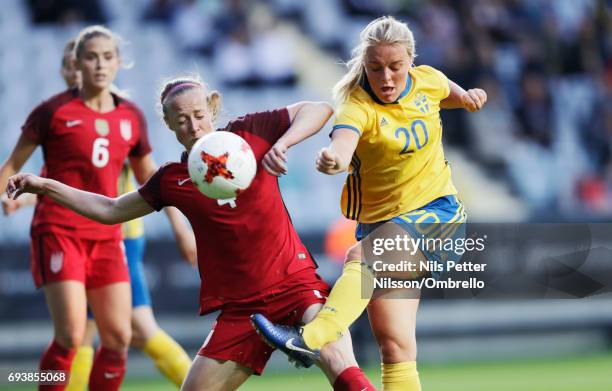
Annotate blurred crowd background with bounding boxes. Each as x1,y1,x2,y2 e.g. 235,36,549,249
1,0,611,382
0,0,610,239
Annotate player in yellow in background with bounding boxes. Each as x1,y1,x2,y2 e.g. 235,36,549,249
253,16,487,391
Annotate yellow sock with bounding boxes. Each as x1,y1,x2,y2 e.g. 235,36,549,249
143,329,192,388
302,260,374,349
65,346,94,391
381,361,421,391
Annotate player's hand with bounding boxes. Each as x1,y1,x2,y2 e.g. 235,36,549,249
461,88,487,112
316,147,341,175
6,173,47,200
263,142,288,177
2,192,36,215
1,193,20,216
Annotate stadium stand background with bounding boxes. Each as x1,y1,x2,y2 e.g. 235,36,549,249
1,0,611,380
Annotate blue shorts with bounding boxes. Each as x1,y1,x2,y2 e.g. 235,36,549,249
125,236,151,308
356,195,466,279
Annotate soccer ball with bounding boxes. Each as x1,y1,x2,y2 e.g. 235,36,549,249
187,131,257,199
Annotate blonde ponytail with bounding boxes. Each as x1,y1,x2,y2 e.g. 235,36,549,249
332,49,367,105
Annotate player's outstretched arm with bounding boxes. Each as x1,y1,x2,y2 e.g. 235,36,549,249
441,80,487,112
6,173,154,224
283,101,334,147
316,128,359,175
263,101,334,176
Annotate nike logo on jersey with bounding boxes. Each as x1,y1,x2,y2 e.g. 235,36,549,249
66,120,82,127
177,178,192,186
380,117,389,127
217,198,237,208
285,338,317,357
104,372,120,379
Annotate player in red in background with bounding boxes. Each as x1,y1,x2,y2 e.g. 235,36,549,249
0,26,194,391
6,76,376,391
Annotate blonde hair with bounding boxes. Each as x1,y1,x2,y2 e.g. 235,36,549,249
333,16,416,103
72,26,131,97
159,76,222,121
73,25,123,59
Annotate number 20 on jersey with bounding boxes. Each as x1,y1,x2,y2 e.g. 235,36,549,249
394,119,429,155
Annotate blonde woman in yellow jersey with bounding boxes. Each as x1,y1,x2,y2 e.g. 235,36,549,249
253,16,487,390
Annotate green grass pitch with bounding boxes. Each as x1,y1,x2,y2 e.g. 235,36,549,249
3,354,612,390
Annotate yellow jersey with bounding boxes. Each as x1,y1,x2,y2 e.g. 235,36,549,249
333,65,457,223
118,164,144,239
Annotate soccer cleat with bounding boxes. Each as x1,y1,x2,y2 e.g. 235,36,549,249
250,314,319,368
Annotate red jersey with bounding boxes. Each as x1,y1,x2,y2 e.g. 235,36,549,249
22,89,151,239
138,108,318,314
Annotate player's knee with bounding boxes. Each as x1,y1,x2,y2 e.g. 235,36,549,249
130,307,159,349
130,327,147,350
100,325,132,351
378,335,416,363
344,243,362,263
320,338,357,374
54,329,83,350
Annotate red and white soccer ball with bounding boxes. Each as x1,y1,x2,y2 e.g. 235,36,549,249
187,131,257,200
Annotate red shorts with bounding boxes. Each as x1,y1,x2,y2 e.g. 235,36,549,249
30,233,129,289
198,269,330,375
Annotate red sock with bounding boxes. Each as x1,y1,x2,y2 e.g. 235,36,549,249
333,366,377,391
88,347,127,391
38,340,75,391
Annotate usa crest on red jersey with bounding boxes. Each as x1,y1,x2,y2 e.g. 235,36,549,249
120,119,132,141
95,119,110,137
